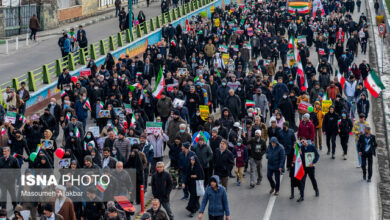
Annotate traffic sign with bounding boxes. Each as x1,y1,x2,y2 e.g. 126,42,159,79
379,23,386,36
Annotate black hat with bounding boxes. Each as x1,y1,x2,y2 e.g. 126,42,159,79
183,142,190,149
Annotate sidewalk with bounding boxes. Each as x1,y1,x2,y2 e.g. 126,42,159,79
0,0,163,82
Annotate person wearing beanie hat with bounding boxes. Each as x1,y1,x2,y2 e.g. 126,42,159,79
113,130,131,160
297,112,315,145
213,139,234,190
266,137,285,195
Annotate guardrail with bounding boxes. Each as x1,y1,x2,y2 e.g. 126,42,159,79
0,0,211,103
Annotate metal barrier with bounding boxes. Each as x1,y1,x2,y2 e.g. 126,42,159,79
1,0,213,105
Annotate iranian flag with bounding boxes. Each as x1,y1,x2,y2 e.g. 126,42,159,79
128,83,142,92
113,127,119,136
130,113,136,127
322,93,329,100
245,100,255,107
337,70,346,89
152,67,165,99
170,39,176,47
65,112,71,121
97,178,109,192
74,127,80,138
364,69,386,98
12,153,19,158
292,37,307,92
294,143,305,180
194,75,199,82
84,141,88,151
98,101,104,109
85,99,91,111
19,115,26,123
1,127,6,136
288,4,310,14
138,90,144,105
288,35,294,49
215,70,221,78
61,90,66,97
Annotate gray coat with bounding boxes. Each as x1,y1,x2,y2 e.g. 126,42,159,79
253,93,269,117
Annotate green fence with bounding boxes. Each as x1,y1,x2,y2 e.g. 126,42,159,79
0,0,212,103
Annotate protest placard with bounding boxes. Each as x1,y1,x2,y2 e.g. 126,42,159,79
146,122,163,134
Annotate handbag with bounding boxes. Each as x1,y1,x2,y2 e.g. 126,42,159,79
196,180,205,196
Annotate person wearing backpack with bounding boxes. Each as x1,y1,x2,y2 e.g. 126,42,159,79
312,101,324,151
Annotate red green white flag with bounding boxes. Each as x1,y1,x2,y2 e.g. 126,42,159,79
97,178,109,192
245,100,255,107
74,127,80,138
85,99,91,111
152,67,165,99
364,69,385,98
294,143,305,180
337,70,346,89
288,35,294,49
130,113,136,127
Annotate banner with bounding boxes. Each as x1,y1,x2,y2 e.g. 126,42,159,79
167,83,179,92
79,68,91,77
321,100,333,114
4,111,16,124
199,105,209,121
222,53,230,65
287,53,295,66
219,45,228,53
173,98,185,107
298,101,312,112
124,104,132,114
146,122,163,134
214,18,220,27
297,36,306,45
59,159,71,169
88,126,100,137
247,27,253,36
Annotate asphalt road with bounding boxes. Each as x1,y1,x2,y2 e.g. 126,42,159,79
161,1,380,219
0,2,163,84
4,0,381,219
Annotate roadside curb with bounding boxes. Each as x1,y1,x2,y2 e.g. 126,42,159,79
0,2,148,43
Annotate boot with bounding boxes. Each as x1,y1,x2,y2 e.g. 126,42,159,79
289,187,294,199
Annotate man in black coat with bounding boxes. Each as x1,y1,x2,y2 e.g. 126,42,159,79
278,93,295,129
213,139,234,190
358,127,377,182
0,147,19,209
151,161,174,220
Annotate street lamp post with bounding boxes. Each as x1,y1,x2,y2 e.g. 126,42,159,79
128,0,133,31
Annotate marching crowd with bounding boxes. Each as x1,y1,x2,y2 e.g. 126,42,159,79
0,0,380,219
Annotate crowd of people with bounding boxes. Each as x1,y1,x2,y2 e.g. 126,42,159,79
0,0,381,219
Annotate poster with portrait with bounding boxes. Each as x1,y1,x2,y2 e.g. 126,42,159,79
99,110,110,118
114,107,123,115
305,152,315,167
128,137,140,145
59,158,71,169
40,139,54,150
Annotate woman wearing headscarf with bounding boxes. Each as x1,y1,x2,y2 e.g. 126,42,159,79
104,53,115,73
65,135,83,165
124,144,145,204
185,155,204,217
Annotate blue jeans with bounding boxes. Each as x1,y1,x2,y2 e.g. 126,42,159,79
356,143,362,166
347,96,355,119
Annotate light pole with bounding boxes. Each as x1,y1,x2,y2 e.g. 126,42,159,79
128,0,133,30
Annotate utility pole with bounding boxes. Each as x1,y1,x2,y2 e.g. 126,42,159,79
128,0,133,31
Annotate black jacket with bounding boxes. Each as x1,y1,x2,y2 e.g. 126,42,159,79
151,170,173,202
323,112,339,135
357,134,377,156
247,137,267,160
213,149,234,177
83,196,105,220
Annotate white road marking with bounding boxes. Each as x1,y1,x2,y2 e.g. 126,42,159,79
262,175,283,220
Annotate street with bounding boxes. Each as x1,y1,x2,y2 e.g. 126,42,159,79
0,1,162,83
